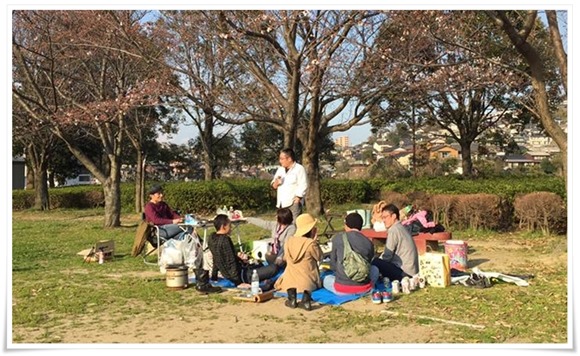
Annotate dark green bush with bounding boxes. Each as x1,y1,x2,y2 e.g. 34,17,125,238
320,179,370,205
159,179,274,216
12,176,566,235
12,190,34,210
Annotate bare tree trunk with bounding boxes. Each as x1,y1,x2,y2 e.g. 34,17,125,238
546,10,567,95
411,106,417,178
302,141,324,218
139,155,146,213
134,151,145,213
103,159,121,228
203,151,214,181
460,141,474,178
26,144,49,210
32,164,49,210
25,164,34,190
283,131,296,151
48,171,56,188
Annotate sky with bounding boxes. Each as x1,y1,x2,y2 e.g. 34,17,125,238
4,0,578,354
161,116,373,147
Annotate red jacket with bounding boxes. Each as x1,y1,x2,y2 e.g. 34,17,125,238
144,201,180,225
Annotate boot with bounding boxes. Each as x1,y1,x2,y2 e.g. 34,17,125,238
195,269,222,294
300,290,312,311
284,288,297,309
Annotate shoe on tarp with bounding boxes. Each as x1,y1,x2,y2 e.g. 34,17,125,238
463,273,491,288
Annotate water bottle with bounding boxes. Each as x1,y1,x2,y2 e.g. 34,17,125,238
401,276,411,294
251,269,260,295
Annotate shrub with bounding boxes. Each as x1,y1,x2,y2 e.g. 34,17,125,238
12,190,34,210
161,179,274,216
513,192,567,235
405,191,431,211
320,179,369,205
453,194,502,230
378,191,409,210
426,194,456,229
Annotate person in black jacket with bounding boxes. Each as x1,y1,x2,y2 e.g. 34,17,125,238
208,214,279,288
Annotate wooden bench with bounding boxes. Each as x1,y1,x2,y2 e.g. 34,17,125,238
360,228,452,255
413,232,452,254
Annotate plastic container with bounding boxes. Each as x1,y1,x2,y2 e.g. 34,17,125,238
165,265,188,289
445,240,468,271
250,269,260,295
391,280,400,294
401,277,411,294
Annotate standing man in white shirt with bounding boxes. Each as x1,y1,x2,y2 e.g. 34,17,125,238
271,148,308,221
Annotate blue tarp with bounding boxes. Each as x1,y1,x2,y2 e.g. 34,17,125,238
191,269,376,306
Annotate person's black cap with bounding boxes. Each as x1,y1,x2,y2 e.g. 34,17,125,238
345,212,363,230
148,184,163,195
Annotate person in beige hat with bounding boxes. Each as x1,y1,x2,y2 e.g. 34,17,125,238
274,213,322,311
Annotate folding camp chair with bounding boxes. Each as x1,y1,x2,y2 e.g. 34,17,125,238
130,213,165,266
142,224,163,266
140,217,199,267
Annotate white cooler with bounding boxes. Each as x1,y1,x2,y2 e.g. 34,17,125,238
251,238,272,260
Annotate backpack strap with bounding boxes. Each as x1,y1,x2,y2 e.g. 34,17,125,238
341,232,352,256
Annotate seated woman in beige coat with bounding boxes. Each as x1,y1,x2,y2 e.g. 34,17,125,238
274,213,323,311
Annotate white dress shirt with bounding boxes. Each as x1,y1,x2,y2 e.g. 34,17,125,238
271,162,308,208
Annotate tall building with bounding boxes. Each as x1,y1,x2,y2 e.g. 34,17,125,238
334,135,350,148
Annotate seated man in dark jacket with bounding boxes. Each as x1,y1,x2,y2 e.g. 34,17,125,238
323,212,379,295
208,214,279,288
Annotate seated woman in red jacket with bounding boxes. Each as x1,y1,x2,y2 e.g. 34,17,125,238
144,184,191,242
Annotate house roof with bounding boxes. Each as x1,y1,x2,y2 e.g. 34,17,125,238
504,154,535,163
430,144,457,152
527,150,551,157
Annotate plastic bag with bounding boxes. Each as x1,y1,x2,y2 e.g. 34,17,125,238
159,239,184,269
181,233,203,269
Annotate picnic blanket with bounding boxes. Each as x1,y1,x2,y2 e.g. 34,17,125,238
189,269,284,289
273,270,374,306
191,269,374,305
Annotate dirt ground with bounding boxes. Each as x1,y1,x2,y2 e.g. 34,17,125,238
12,236,567,348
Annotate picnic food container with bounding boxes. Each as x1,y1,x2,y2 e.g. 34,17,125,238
444,240,468,271
165,265,189,289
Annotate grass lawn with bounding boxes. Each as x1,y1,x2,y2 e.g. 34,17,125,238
10,207,569,345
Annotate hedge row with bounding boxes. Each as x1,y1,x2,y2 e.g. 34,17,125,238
12,180,275,215
13,176,566,215
377,190,567,235
370,176,566,201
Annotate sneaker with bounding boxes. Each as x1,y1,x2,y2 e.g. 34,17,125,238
371,290,382,304
463,274,491,288
381,289,393,303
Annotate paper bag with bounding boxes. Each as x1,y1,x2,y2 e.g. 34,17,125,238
419,252,451,288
